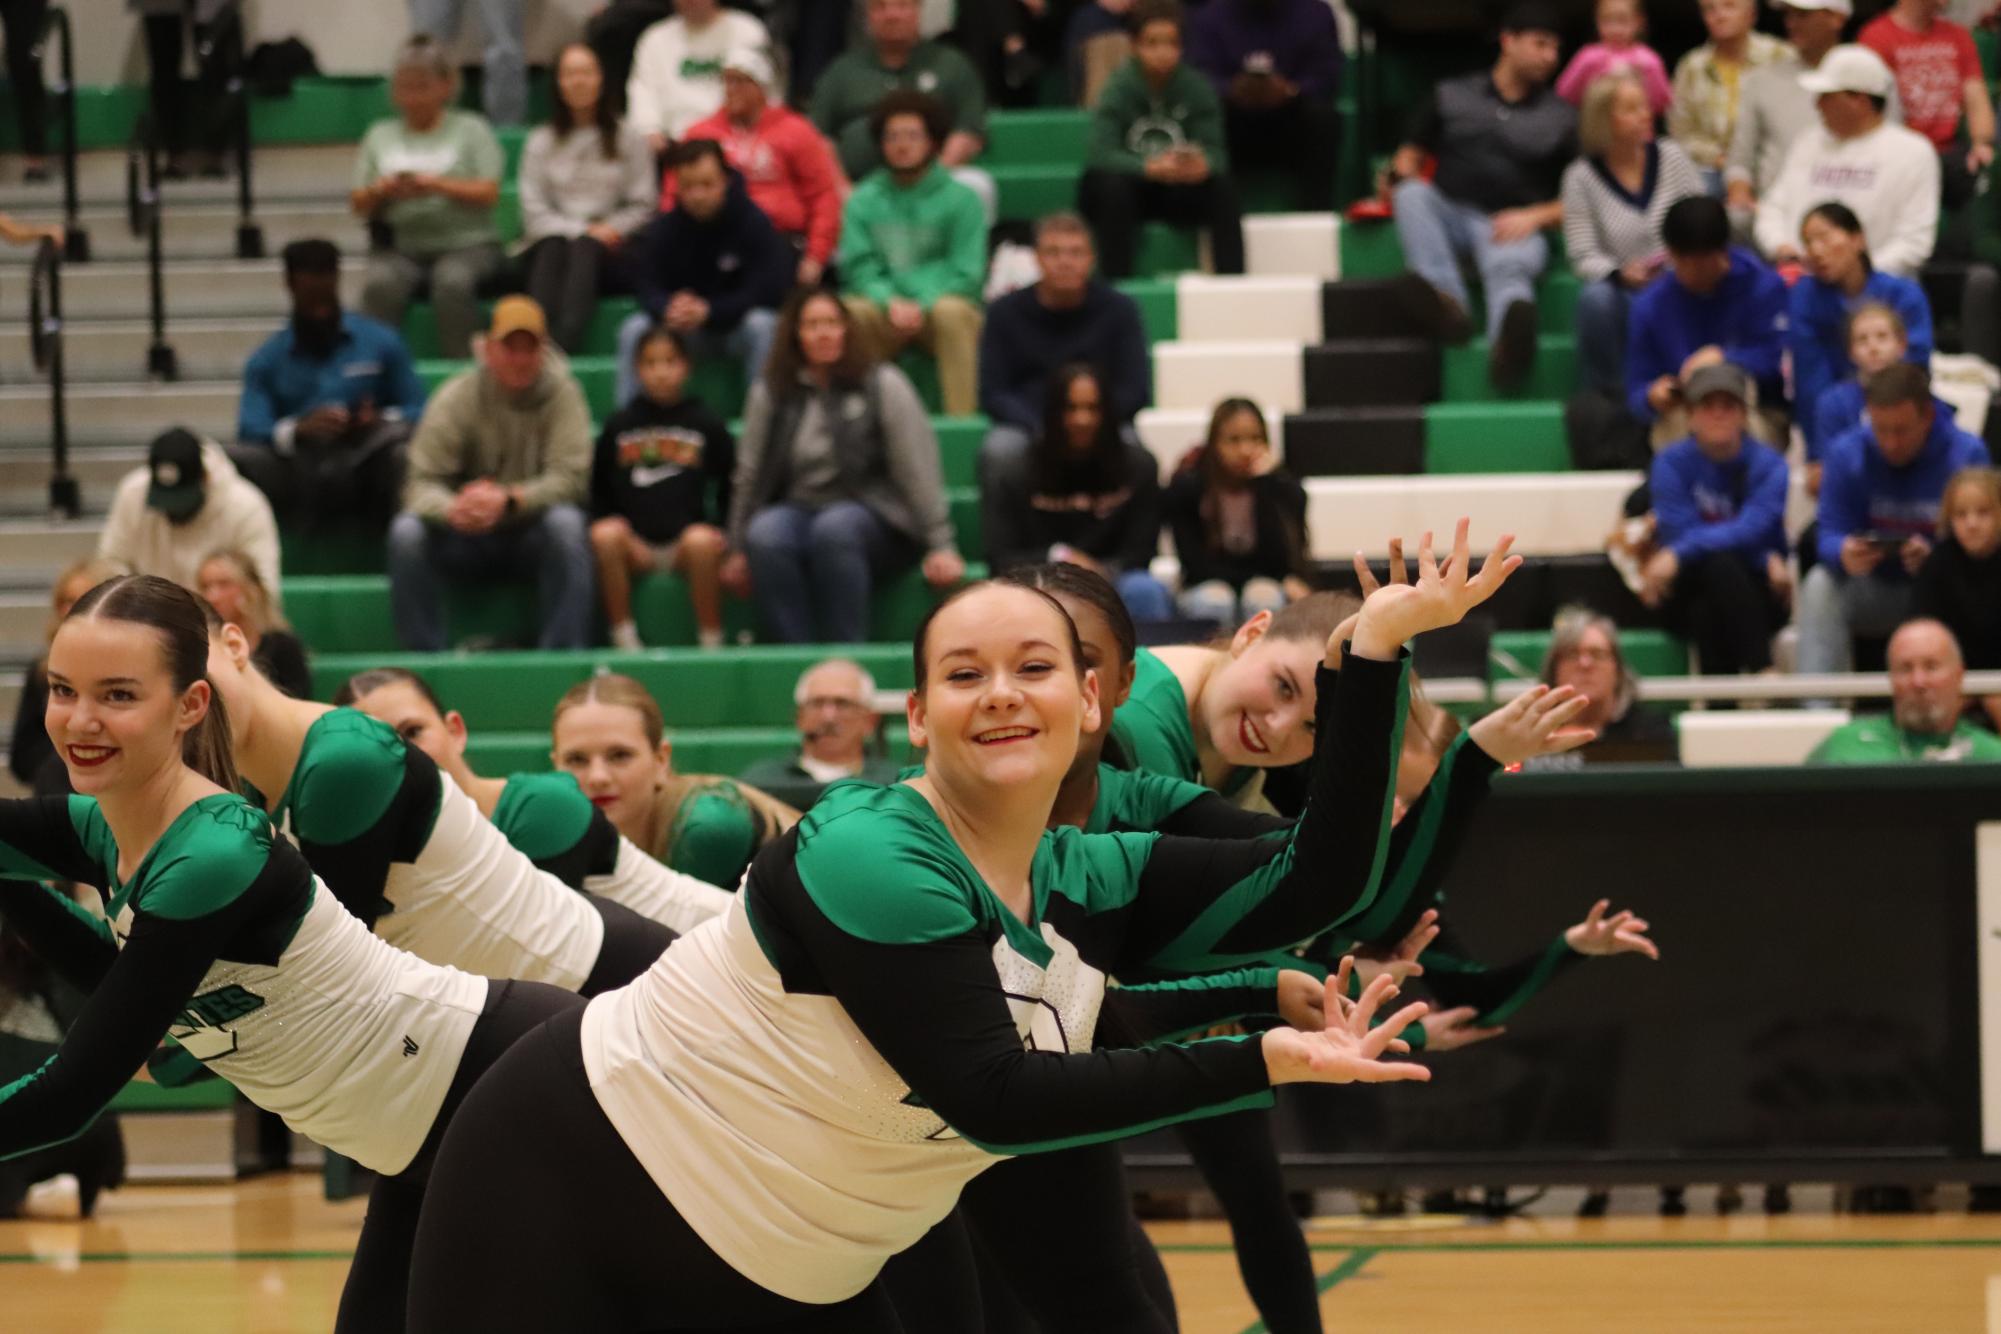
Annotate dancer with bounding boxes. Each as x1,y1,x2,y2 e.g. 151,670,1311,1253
406,521,1512,1332
203,616,687,995
0,575,582,1334
335,666,732,931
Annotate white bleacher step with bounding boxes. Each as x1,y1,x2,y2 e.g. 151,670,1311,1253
1301,472,1643,560
0,203,366,266
1133,405,1286,481
0,382,238,446
1152,340,1304,413
1244,213,1340,282
0,445,141,515
0,319,275,384
1172,275,1323,344
1676,710,1851,767
0,587,57,654
0,145,360,213
0,518,104,578
38,259,364,322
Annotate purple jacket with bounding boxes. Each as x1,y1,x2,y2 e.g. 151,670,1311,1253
1185,0,1344,102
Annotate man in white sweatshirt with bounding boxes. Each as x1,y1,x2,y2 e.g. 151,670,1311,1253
98,428,282,599
626,0,771,151
1754,44,1940,277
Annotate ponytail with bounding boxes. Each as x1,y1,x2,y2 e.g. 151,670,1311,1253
183,682,241,794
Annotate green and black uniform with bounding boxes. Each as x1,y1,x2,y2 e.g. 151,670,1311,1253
273,709,681,995
405,652,1411,1331
642,772,796,891
0,791,582,1333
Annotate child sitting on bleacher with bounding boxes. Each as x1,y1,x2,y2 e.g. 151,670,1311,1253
1162,398,1311,627
1555,0,1672,115
1811,303,1914,494
590,326,735,652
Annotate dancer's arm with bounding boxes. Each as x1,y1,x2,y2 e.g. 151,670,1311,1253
288,740,442,928
1097,967,1284,1045
584,833,735,934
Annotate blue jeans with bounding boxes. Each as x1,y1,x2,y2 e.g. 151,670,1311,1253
1178,576,1289,626
742,500,918,643
406,0,525,126
1573,277,1632,397
1796,563,1917,675
616,309,779,411
1115,569,1175,623
387,504,595,651
1391,177,1547,340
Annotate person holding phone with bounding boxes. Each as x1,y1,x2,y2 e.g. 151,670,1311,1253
1185,0,1344,212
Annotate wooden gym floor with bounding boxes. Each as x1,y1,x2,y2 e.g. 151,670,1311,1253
9,1175,2001,1332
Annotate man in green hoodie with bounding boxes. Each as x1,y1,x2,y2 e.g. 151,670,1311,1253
837,89,988,417
389,296,596,650
1078,0,1245,280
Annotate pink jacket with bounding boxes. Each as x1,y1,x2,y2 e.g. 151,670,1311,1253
664,105,846,264
1556,42,1674,114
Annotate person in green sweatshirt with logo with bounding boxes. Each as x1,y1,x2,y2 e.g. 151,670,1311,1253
836,89,989,416
1810,617,2001,763
1079,0,1245,280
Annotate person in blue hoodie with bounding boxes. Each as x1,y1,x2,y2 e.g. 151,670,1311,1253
613,138,794,408
1800,361,1993,674
1626,195,1790,447
1639,364,1791,675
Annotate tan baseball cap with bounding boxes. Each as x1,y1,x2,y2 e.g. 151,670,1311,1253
489,295,547,342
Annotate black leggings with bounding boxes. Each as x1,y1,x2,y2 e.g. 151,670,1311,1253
1177,1108,1322,1334
408,1005,907,1333
336,977,585,1334
0,0,48,158
580,892,676,996
521,234,626,354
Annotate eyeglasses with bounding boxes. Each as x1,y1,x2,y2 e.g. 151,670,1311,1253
802,696,868,713
1559,646,1616,665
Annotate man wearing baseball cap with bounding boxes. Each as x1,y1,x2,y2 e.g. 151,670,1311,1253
669,47,844,288
389,296,596,651
1640,362,1792,676
97,426,281,597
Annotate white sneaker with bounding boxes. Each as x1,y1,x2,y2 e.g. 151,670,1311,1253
23,1175,80,1219
697,628,725,650
610,621,644,651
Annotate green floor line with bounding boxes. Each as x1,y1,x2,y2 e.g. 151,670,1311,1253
1156,1235,2001,1256
1231,1247,1380,1334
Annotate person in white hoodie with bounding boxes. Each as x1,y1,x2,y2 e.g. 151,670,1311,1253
97,428,281,602
625,0,772,151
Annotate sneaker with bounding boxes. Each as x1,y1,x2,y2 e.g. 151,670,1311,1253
1764,1184,1792,1215
22,1175,80,1219
1659,1186,1687,1218
609,621,644,651
696,627,725,650
1577,1190,1609,1218
1388,272,1474,345
1488,299,1538,392
1716,1184,1743,1216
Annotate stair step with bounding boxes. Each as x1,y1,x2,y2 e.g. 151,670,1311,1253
0,319,275,384
0,145,360,213
0,382,238,446
1321,277,1439,341
0,204,364,266
1283,408,1426,476
1302,339,1440,409
36,259,364,321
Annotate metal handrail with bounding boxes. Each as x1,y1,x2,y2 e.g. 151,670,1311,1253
198,0,262,259
28,238,78,518
126,116,177,380
32,6,88,262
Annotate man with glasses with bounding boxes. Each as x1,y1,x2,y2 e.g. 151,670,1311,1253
737,658,901,810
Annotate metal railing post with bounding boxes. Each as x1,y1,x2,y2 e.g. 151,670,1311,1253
127,118,178,381
34,8,89,263
29,238,78,518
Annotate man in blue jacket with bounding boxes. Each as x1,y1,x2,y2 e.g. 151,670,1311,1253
1800,361,1992,674
233,238,429,528
1640,364,1791,675
614,139,794,408
1626,196,1790,447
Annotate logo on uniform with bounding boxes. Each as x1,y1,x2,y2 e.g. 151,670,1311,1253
402,1035,420,1057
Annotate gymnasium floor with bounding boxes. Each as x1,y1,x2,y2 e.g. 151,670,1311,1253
10,1178,2001,1333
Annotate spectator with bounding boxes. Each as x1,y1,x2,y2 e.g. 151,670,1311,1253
1754,45,1940,278
232,239,428,530
672,47,845,287
1812,302,1920,480
551,672,799,887
591,326,735,652
1626,196,1790,445
1916,466,2001,726
351,36,505,360
1799,362,1991,674
1164,398,1311,626
99,428,279,596
389,297,595,651
1860,0,1996,208
133,0,235,179
1522,606,1675,769
404,0,525,126
811,0,996,218
949,0,1078,108
585,0,674,114
196,549,312,701
518,43,656,355
981,362,1173,621
1639,364,1792,675
737,658,904,810
1079,0,1245,281
625,0,772,150
1792,201,1936,459
1808,618,2001,760
1066,0,1136,106
2,1,50,182
1387,2,1574,390
977,213,1152,490
723,288,964,643
617,138,793,409
9,558,123,794
837,91,988,417
1561,69,1706,397
1725,0,1870,225
1184,0,1345,212
1668,0,1795,193
1556,0,1673,115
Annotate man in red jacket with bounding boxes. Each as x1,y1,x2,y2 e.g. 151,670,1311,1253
665,48,845,287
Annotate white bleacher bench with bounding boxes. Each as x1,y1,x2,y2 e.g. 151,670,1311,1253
1302,472,1643,560
1173,275,1324,344
1243,214,1342,281
1675,710,1852,767
1152,340,1306,413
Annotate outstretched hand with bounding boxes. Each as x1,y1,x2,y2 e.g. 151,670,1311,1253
1565,899,1660,960
1276,969,1328,1032
1338,520,1521,666
1468,685,1598,766
1261,972,1432,1087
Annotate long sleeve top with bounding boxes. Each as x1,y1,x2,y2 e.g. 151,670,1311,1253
1556,42,1673,112
1667,32,1795,170
625,177,796,332
623,10,772,141
673,104,846,264
981,441,1163,575
1649,436,1790,565
1163,468,1309,590
1916,536,2001,671
1623,247,1790,422
1558,141,1706,284
1789,270,1936,456
517,121,657,244
236,313,427,451
836,164,988,310
1086,60,1230,176
98,442,281,599
401,359,593,521
1183,0,1344,102
977,282,1152,430
1754,121,1941,278
1816,404,1992,567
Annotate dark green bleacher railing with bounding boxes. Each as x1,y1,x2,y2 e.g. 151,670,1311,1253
33,6,88,262
28,235,79,518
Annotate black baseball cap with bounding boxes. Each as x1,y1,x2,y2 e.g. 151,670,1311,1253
1500,1,1563,36
146,428,205,521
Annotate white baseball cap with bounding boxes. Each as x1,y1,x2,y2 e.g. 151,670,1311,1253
721,47,774,89
1775,0,1851,16
1799,44,1895,98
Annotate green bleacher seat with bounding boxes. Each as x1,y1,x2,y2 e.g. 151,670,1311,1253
1135,225,1201,279
993,165,1081,223
1440,336,1578,402
1489,629,1688,682
110,1079,237,1113
1119,278,1178,344
985,111,1091,167
1423,402,1571,473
